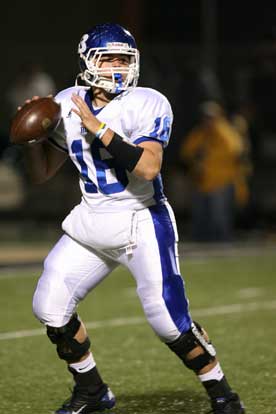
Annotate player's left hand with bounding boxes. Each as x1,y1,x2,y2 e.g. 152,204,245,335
71,93,100,134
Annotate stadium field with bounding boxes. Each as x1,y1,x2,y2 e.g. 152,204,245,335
0,246,275,414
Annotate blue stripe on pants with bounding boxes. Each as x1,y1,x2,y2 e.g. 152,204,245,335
149,204,192,334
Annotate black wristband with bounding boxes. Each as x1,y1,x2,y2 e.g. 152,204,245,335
106,133,144,172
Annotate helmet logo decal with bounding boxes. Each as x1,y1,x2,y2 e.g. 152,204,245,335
78,34,89,54
106,42,129,49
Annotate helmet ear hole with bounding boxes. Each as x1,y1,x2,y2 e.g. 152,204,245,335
76,23,140,93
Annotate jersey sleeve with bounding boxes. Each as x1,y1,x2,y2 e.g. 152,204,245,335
47,90,70,153
127,89,173,148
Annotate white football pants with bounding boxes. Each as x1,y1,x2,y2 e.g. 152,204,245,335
33,203,192,342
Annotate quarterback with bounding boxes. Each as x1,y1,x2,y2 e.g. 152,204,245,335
22,24,245,414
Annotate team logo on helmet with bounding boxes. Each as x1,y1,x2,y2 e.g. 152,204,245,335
78,34,89,54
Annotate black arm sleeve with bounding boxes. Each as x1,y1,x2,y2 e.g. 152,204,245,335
105,133,144,172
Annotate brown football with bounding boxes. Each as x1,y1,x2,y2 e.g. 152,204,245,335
10,97,61,144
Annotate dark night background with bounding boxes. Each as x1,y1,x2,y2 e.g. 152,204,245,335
1,0,276,240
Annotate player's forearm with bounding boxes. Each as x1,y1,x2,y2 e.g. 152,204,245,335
23,141,67,184
132,147,161,180
23,142,50,184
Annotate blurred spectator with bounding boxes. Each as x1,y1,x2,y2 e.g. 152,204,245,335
4,61,57,166
6,62,57,116
229,110,253,208
179,101,252,242
0,62,57,212
5,63,56,164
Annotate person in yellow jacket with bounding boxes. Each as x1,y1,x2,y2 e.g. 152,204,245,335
180,101,252,241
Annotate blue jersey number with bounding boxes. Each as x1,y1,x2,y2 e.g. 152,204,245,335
149,116,171,144
71,139,129,194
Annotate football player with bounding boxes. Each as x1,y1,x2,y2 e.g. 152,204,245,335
23,23,245,414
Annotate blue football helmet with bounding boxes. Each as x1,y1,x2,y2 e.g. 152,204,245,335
77,23,140,94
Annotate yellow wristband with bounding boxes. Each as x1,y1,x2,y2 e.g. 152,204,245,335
95,122,108,139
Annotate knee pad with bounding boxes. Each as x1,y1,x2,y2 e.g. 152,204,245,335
47,314,91,363
167,321,216,372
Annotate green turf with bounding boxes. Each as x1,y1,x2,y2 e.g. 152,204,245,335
0,252,276,414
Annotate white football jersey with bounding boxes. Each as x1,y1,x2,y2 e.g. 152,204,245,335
49,86,173,211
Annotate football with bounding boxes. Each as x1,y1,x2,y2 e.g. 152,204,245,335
9,97,61,144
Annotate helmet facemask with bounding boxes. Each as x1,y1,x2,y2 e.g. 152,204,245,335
79,45,139,94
